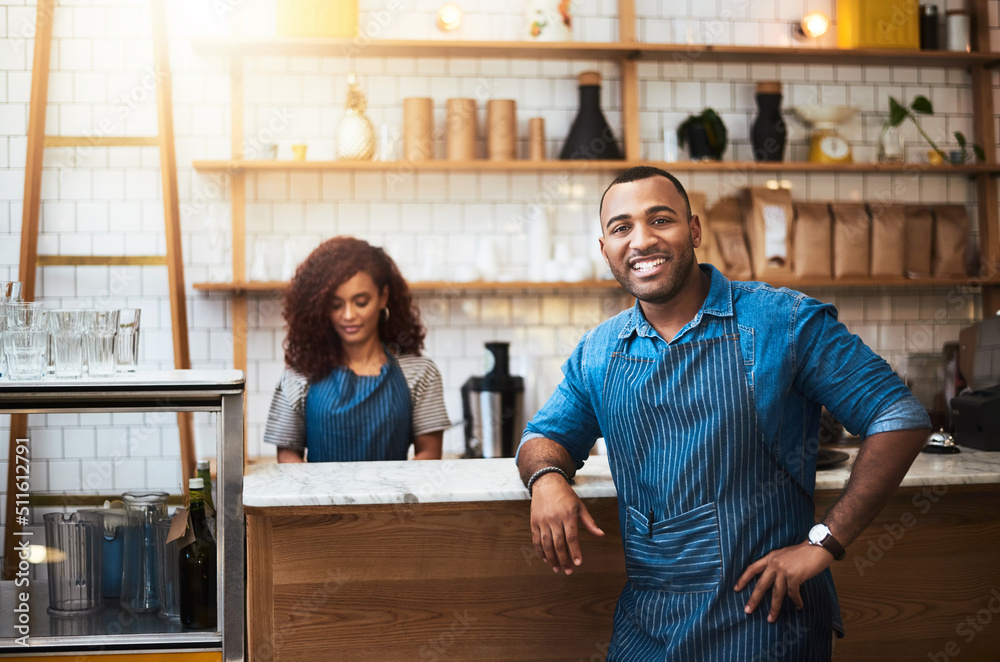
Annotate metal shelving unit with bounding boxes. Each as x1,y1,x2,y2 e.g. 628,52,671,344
0,371,245,661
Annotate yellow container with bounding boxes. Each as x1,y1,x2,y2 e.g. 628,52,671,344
837,0,920,50
277,0,358,38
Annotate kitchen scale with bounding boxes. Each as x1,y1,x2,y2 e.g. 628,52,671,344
793,105,857,164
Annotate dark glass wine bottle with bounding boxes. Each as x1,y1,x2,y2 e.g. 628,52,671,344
196,459,217,532
559,71,623,160
179,477,217,630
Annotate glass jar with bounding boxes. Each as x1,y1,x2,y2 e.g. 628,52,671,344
878,124,905,163
155,515,182,622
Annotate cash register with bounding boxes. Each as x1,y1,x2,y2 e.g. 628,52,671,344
951,384,1000,451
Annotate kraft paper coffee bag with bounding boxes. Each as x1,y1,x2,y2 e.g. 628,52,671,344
791,202,832,278
869,203,906,278
830,203,870,279
741,187,794,277
932,205,969,278
707,197,753,280
904,205,934,277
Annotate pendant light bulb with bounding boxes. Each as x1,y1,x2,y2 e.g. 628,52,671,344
437,4,463,32
799,11,830,39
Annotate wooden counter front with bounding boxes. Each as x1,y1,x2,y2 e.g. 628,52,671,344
818,484,1000,661
246,485,1000,661
246,498,625,662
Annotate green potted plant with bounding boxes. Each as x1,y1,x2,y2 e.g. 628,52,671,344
887,95,985,164
677,108,728,161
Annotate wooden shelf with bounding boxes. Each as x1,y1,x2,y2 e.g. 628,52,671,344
635,43,999,68
193,276,994,295
763,276,995,288
193,279,625,293
192,37,998,69
192,158,1000,175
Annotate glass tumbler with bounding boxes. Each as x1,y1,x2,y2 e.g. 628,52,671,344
50,310,86,378
155,515,181,622
114,308,141,373
0,281,22,376
6,301,48,329
44,511,105,617
0,281,23,300
4,328,49,380
120,491,169,613
84,309,119,377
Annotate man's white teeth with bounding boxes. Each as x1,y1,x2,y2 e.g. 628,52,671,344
633,258,665,272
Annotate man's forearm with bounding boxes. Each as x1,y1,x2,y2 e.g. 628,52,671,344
822,427,928,547
517,437,578,486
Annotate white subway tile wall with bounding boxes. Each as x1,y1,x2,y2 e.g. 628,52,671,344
0,0,996,552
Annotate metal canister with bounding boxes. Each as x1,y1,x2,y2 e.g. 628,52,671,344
461,342,524,458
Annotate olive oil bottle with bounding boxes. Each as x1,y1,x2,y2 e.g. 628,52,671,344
179,477,217,629
196,459,217,532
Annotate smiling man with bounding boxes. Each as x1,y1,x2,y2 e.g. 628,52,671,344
515,166,930,660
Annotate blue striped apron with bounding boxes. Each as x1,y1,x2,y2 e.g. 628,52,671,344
603,315,834,661
304,354,412,462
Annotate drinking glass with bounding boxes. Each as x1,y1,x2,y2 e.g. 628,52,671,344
0,283,21,376
4,328,48,380
155,515,181,622
115,308,141,373
84,309,119,377
0,312,5,378
50,310,86,378
120,491,169,613
6,301,48,329
0,281,22,301
44,511,105,617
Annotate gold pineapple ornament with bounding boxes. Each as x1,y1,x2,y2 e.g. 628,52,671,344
336,73,377,161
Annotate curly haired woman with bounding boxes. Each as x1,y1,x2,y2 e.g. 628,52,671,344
263,237,450,462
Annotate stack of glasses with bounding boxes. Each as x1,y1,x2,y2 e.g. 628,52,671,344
0,284,141,380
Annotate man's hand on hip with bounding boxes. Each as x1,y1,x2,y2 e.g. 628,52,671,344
531,473,605,575
734,542,833,622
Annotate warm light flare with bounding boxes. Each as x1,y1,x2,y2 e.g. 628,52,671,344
801,11,830,39
28,544,64,564
437,4,463,32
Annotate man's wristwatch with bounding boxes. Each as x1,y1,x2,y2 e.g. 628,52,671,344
807,523,846,561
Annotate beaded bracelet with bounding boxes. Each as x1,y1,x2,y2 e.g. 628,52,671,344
526,466,571,497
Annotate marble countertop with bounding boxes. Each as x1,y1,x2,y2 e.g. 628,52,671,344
244,446,1000,508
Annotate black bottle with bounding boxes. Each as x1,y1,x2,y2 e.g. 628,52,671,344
179,477,217,630
750,81,787,162
920,5,939,50
559,71,623,160
196,459,217,533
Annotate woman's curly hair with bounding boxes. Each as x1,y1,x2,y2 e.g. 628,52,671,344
282,236,426,382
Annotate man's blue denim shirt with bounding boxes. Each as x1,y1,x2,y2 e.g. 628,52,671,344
521,263,930,495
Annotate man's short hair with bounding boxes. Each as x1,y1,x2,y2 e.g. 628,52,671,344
599,166,692,220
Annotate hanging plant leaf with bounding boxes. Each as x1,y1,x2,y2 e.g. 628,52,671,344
955,131,967,149
911,95,933,115
973,144,986,162
888,97,908,127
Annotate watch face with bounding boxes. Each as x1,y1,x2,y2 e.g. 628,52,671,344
808,524,828,544
819,135,850,159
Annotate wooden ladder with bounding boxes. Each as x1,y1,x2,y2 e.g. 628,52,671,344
2,0,196,580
